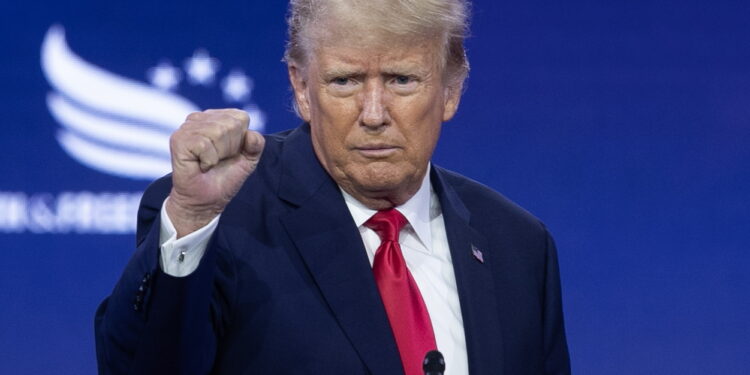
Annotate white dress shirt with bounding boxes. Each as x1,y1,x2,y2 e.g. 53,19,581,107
159,170,469,374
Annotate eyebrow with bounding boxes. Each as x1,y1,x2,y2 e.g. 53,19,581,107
381,61,432,76
382,67,428,76
321,65,429,80
320,67,365,80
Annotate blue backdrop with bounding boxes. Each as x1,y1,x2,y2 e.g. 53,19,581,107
1,0,748,373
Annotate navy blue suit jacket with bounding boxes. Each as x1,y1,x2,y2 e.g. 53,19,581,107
95,124,570,374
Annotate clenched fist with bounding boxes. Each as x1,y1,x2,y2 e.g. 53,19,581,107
166,109,265,237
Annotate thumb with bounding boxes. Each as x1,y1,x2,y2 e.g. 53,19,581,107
241,130,265,162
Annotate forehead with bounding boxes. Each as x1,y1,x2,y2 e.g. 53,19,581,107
320,43,438,68
309,37,443,75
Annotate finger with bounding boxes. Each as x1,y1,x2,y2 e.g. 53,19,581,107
221,115,248,157
241,130,265,161
211,113,249,160
184,117,241,164
173,110,250,171
191,134,220,172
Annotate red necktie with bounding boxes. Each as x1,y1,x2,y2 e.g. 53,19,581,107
365,209,437,375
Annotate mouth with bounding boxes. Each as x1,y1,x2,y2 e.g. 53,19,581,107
353,144,400,158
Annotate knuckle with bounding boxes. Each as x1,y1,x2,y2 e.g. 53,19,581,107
231,109,250,123
186,111,203,121
220,109,250,127
197,135,214,150
216,116,234,130
187,109,248,132
216,116,243,138
205,124,227,142
192,137,213,156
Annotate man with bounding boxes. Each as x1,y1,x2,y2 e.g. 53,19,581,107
95,0,570,374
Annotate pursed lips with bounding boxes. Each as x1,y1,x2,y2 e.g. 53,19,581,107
352,143,401,158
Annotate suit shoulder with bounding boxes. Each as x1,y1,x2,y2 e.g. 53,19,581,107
235,127,295,192
252,126,301,170
435,167,547,236
262,128,293,152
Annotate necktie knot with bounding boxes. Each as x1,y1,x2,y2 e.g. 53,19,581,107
365,208,407,242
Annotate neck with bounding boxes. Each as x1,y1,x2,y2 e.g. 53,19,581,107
338,166,429,210
340,183,421,210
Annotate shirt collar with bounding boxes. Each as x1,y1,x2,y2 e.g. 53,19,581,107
341,165,433,250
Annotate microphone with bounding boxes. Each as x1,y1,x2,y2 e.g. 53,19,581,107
423,350,445,375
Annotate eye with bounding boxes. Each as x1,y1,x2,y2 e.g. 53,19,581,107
394,75,413,85
326,76,359,97
389,74,419,95
331,77,351,86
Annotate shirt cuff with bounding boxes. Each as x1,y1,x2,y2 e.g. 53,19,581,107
159,197,221,277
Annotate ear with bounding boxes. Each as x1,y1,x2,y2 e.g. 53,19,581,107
442,83,462,122
288,64,312,122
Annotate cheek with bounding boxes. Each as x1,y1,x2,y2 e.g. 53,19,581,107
315,86,359,117
392,96,444,150
395,84,445,121
409,126,441,164
315,97,362,144
309,96,357,166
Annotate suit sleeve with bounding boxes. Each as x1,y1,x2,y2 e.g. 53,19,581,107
542,229,572,375
94,177,231,375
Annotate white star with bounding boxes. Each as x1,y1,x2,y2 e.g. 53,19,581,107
147,61,181,91
222,70,254,103
184,49,220,86
243,104,266,133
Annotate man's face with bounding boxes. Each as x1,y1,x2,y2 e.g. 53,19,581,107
289,39,461,208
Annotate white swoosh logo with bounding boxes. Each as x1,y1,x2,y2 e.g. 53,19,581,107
41,25,199,179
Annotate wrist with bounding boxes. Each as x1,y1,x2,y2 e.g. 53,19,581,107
165,192,223,238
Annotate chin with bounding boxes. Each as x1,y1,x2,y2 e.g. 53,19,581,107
347,163,418,195
356,179,401,194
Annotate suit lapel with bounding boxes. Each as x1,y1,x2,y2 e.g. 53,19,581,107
277,125,404,375
432,167,505,375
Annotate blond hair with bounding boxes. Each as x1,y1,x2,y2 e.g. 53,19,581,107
284,0,470,87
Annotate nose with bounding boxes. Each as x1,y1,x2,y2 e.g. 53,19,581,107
359,80,390,128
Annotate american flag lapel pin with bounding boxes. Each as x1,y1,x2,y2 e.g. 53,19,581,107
471,244,484,263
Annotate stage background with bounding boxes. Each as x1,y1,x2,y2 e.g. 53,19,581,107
1,0,748,373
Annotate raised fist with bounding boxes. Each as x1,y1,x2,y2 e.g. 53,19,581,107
165,108,265,237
